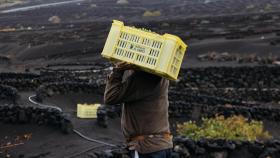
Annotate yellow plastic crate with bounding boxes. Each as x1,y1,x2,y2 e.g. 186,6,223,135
101,20,188,80
77,104,101,119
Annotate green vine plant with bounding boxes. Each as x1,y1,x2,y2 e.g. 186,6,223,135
177,115,272,141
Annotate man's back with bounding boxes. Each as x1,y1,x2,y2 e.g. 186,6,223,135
104,70,173,154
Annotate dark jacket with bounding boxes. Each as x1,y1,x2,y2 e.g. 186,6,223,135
104,69,173,154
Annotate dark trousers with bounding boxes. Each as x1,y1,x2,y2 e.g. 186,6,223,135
129,149,172,158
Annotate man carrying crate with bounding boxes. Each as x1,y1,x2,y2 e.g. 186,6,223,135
104,62,173,158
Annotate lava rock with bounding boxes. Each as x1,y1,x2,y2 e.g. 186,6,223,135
18,109,28,123
174,145,190,157
210,151,228,158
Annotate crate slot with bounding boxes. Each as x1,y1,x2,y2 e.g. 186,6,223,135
119,38,161,51
149,49,154,56
142,38,151,46
115,48,124,56
149,49,160,57
170,66,177,75
124,51,134,59
146,57,157,66
130,35,140,43
136,54,145,62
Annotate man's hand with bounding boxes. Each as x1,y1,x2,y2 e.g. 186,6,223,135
114,61,136,71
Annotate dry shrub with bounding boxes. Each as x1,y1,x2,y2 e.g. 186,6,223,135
0,133,32,157
143,10,161,17
48,16,61,24
116,0,129,5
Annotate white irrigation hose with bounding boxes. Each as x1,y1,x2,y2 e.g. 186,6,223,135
1,0,85,14
28,95,117,148
28,95,62,112
73,129,117,147
66,144,106,158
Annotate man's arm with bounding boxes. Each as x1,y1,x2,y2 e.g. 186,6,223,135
104,69,129,105
104,62,135,105
104,62,164,105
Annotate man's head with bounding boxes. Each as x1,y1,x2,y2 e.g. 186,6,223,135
114,61,162,83
114,61,136,71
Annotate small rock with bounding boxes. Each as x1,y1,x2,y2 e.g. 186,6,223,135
195,147,206,155
48,16,61,24
61,120,73,134
174,145,190,157
116,0,129,5
210,151,228,158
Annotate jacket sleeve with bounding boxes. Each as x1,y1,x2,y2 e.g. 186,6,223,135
104,69,164,105
103,69,133,105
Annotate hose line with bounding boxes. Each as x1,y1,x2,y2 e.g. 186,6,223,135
28,94,117,148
